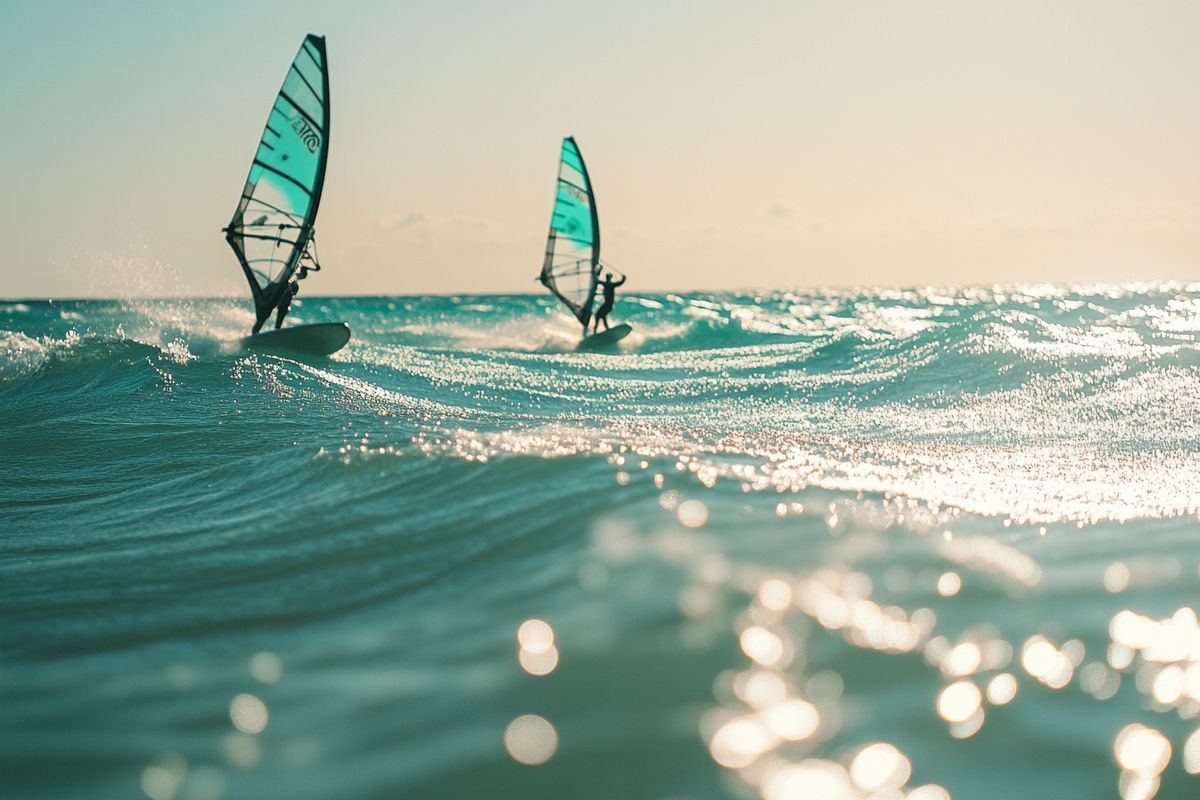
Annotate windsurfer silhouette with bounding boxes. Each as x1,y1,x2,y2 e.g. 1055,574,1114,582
273,280,300,330
592,272,625,334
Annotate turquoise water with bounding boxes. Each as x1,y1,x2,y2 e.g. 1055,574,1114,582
3,287,1200,799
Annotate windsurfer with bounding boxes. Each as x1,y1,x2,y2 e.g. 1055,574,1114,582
250,279,299,334
274,280,300,330
592,272,625,333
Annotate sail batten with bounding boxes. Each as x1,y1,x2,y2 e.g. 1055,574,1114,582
539,137,601,330
226,34,330,323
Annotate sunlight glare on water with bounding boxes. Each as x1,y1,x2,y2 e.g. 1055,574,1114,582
5,288,1200,798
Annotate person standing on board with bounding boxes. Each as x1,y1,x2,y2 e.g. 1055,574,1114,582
250,279,300,335
272,280,300,331
592,272,626,334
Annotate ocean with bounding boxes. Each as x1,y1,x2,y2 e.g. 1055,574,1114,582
2,286,1199,800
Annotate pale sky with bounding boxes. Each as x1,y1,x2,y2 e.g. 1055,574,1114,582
2,0,1198,298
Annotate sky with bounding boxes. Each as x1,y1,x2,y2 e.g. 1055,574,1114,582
2,0,1199,298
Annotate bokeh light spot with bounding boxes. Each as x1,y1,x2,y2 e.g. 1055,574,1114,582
229,693,268,735
849,742,911,792
249,652,283,684
936,572,962,597
986,673,1018,705
504,715,558,765
937,680,982,724
517,619,555,654
1113,724,1171,776
677,499,709,528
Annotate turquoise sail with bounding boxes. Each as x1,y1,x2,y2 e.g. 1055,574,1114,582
539,137,601,329
225,34,330,326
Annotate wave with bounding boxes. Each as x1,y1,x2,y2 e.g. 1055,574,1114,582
3,288,1199,529
5,285,1200,800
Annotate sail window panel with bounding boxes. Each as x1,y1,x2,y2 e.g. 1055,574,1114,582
246,164,309,223
238,173,310,287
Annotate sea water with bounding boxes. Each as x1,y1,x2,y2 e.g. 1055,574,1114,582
2,287,1199,799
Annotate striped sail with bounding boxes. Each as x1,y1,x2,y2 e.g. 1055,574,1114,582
539,137,600,329
225,34,330,325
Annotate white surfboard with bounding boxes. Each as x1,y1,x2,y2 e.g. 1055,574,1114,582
577,323,632,351
239,321,351,356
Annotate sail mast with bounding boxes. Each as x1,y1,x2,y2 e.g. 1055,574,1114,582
572,135,601,297
293,34,331,279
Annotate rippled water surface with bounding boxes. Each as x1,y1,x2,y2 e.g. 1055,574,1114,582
3,287,1200,799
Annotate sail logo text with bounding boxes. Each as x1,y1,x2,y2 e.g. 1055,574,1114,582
291,118,321,153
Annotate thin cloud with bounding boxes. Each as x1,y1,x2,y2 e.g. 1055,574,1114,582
765,203,828,233
766,202,797,220
376,210,428,231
